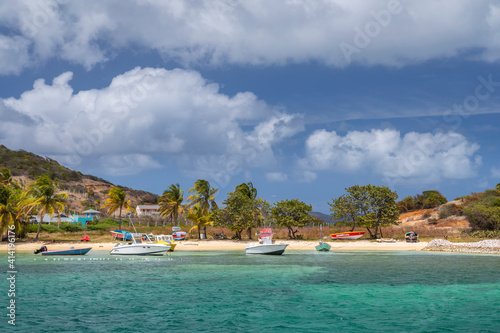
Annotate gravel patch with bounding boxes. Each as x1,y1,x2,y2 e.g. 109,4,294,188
423,239,500,254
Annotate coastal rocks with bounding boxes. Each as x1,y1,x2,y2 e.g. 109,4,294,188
423,239,500,254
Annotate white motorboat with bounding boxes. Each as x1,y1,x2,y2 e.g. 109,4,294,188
110,232,170,256
245,228,288,255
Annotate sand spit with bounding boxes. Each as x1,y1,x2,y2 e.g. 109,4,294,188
423,239,500,254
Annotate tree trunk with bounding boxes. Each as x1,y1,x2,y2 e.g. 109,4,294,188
198,224,201,239
118,206,123,230
247,227,252,240
288,227,293,239
35,209,45,241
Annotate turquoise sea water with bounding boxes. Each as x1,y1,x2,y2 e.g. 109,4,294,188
1,250,500,332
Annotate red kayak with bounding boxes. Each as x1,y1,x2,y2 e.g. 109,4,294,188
330,231,365,240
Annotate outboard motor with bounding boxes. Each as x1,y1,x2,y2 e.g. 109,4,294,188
33,245,47,254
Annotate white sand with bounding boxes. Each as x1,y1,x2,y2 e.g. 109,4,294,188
1,239,428,252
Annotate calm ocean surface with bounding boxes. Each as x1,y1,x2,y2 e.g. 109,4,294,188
1,250,500,332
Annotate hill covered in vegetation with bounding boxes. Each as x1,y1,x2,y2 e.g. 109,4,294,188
0,145,158,212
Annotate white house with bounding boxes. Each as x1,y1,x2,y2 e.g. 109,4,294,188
136,205,160,217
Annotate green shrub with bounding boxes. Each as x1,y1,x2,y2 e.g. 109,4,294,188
26,224,38,233
464,189,500,231
27,224,61,233
86,224,115,231
468,230,500,238
98,218,119,225
439,204,462,219
59,223,84,232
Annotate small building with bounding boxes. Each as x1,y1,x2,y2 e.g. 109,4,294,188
136,205,160,217
30,214,74,224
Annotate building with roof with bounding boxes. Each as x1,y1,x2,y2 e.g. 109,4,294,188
136,204,160,216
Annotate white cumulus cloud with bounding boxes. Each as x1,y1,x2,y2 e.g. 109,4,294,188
300,128,481,185
0,67,303,176
1,0,500,73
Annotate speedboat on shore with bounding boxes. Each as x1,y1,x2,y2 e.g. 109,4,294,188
330,231,365,240
34,246,92,256
110,233,170,256
152,234,177,251
245,228,288,255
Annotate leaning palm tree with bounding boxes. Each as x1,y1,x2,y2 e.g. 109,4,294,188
22,175,68,241
0,168,20,188
102,187,136,230
158,183,185,226
186,206,214,239
187,179,218,215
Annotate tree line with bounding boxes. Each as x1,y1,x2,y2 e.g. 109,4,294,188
2,165,499,240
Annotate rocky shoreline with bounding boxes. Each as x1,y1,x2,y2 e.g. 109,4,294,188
423,239,500,254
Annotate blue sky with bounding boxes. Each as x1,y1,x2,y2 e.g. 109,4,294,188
1,0,500,212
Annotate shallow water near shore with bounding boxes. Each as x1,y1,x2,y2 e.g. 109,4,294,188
1,250,500,332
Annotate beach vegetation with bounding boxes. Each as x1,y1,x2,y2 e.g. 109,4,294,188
102,187,136,231
159,183,185,226
0,184,25,237
234,182,261,239
464,189,500,231
271,199,312,239
59,222,84,232
214,190,271,240
413,190,447,209
186,205,214,239
187,179,218,215
86,223,117,231
329,184,399,239
21,175,68,241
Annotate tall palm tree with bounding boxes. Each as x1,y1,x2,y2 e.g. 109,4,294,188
102,187,136,230
187,179,218,215
159,183,185,226
186,206,214,239
23,175,68,241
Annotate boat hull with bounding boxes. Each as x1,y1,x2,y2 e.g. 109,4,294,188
172,231,186,241
245,244,288,255
41,247,92,256
111,230,132,240
110,243,170,256
315,243,331,251
330,232,365,240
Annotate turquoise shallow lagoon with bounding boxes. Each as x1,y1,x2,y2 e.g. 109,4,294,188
1,250,500,332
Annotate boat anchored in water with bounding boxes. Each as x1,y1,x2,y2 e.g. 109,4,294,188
245,228,288,255
152,234,177,251
34,245,92,256
110,232,170,256
316,225,331,251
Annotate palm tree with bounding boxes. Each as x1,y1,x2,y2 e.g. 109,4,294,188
159,183,185,226
0,185,23,237
102,187,136,230
23,175,68,241
0,168,20,188
186,206,214,239
187,179,218,215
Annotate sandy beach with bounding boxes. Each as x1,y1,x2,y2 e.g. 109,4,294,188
1,239,429,252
